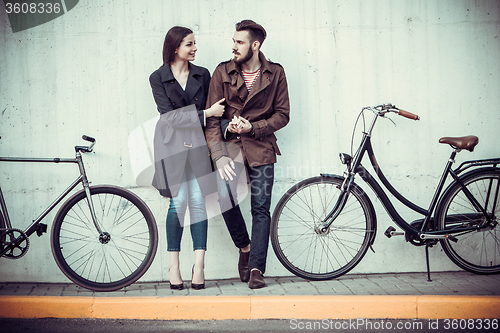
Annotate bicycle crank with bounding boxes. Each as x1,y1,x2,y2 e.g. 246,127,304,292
420,233,458,242
0,228,30,259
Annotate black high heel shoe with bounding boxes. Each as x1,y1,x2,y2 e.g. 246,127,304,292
191,265,205,290
170,282,184,290
169,267,184,290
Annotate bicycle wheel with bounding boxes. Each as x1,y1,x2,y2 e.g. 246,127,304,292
0,209,4,229
437,169,500,274
0,209,5,253
51,185,158,291
271,175,376,280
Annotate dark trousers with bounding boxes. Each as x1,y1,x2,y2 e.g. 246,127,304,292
217,163,274,274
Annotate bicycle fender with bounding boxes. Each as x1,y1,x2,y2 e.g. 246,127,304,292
320,173,344,180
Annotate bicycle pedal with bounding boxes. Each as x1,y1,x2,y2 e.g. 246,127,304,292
36,223,47,237
384,226,396,238
384,226,404,238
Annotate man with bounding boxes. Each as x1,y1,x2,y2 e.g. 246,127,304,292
205,20,290,289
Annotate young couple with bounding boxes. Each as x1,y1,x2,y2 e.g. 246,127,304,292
149,20,290,290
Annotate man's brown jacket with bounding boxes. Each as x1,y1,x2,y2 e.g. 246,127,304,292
205,52,290,166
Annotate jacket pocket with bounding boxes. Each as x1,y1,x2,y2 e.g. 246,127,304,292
271,136,281,156
163,125,174,144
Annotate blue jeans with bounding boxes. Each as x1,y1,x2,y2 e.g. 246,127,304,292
166,163,208,251
217,163,274,274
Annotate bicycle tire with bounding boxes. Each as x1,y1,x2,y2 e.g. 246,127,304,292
51,185,158,291
271,175,375,280
0,209,5,253
437,168,500,274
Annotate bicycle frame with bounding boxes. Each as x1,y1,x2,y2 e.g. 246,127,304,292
323,111,500,241
0,149,102,257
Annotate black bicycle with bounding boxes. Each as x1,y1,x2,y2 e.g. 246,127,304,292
271,104,500,281
0,135,158,291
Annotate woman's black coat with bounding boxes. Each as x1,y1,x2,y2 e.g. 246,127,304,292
149,63,216,198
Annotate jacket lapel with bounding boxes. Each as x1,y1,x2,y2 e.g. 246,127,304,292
243,52,272,108
159,64,191,106
185,63,203,103
225,61,248,111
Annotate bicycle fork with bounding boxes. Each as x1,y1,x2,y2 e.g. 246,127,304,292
320,174,355,233
76,152,108,241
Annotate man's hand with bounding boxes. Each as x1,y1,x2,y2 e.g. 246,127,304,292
228,116,252,134
215,156,236,181
227,116,241,133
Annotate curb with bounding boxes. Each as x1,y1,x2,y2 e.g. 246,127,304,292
1,295,499,320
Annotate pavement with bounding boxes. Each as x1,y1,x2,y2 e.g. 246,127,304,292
0,271,499,320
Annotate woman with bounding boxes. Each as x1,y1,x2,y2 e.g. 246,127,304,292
150,26,225,290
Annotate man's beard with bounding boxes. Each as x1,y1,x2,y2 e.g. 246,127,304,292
234,48,253,65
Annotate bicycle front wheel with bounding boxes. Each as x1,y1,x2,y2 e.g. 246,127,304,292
437,169,500,274
51,185,158,291
271,175,375,280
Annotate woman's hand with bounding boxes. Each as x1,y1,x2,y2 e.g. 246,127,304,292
205,98,225,117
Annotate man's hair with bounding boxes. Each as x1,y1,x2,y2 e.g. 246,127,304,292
235,20,266,47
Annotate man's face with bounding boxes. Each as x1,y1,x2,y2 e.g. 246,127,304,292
232,30,254,65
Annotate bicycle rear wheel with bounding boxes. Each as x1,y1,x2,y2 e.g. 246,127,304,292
437,169,500,274
51,185,158,291
0,209,5,253
271,175,375,280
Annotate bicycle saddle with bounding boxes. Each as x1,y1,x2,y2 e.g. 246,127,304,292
439,135,479,152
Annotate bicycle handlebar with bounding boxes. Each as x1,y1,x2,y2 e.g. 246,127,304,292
76,135,96,153
82,135,96,143
369,104,420,121
397,108,420,121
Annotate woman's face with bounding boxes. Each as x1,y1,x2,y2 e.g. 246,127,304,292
175,33,197,62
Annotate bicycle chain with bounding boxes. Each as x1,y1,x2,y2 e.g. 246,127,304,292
0,228,30,259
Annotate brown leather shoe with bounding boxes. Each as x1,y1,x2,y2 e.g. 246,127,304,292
238,250,250,282
248,269,266,289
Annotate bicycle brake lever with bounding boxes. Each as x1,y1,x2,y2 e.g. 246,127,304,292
381,113,397,127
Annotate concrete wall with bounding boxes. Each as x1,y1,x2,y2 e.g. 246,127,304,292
0,0,499,284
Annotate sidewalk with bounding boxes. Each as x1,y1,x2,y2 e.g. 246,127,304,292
0,271,499,320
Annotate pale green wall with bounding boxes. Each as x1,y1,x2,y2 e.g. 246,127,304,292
0,0,499,283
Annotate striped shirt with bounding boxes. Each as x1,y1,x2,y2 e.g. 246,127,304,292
242,67,261,92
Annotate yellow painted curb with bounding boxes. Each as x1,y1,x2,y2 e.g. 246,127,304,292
0,295,499,320
92,296,250,320
251,296,417,319
0,296,93,318
417,295,500,319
